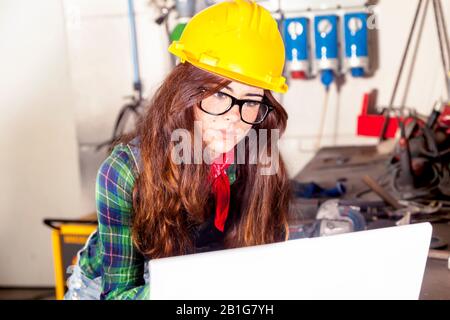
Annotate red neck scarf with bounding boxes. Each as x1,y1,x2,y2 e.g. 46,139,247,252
209,148,235,232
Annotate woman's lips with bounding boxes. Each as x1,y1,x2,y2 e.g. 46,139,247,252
203,128,245,144
218,129,235,136
206,128,236,138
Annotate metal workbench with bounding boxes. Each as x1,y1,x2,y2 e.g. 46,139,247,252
291,145,450,300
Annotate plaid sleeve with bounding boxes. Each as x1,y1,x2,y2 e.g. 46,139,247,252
95,145,149,300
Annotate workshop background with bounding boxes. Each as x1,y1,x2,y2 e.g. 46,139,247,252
0,0,449,298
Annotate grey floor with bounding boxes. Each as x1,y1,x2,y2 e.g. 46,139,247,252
0,288,55,300
421,258,450,299
1,223,449,300
1,246,449,300
419,222,450,300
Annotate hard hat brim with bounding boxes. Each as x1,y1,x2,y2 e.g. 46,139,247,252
169,43,288,94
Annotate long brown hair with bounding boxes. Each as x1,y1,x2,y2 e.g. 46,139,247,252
119,62,291,259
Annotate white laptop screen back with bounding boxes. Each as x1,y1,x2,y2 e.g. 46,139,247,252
149,223,432,300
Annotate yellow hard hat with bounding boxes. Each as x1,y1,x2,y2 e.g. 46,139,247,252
168,0,288,93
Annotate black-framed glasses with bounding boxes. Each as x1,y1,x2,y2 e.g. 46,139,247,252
198,89,274,125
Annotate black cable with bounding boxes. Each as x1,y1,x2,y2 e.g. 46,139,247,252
400,0,430,108
380,0,424,141
435,0,450,64
432,0,450,97
389,0,424,108
422,126,440,156
420,147,450,158
391,162,440,197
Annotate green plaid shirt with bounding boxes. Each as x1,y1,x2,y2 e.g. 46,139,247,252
77,141,236,300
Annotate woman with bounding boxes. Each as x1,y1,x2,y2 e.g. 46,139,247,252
65,0,291,300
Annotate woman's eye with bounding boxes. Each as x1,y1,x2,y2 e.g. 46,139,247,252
245,101,260,107
214,92,227,99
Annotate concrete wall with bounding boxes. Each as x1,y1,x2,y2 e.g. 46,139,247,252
1,0,449,286
0,0,82,286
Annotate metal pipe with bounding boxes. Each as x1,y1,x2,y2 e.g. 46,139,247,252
127,0,142,99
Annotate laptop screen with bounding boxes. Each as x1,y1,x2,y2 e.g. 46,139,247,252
149,222,432,299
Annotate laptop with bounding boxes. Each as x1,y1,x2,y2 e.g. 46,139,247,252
149,222,432,300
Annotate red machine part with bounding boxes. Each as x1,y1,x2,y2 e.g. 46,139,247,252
438,103,450,133
290,70,307,80
357,92,400,138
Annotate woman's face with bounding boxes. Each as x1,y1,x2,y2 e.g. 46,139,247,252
194,81,265,156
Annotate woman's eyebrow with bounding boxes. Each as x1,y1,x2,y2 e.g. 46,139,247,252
223,85,263,98
245,93,264,98
224,85,233,92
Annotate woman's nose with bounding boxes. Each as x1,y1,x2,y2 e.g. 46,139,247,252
224,104,240,122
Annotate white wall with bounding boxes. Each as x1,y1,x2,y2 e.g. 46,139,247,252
65,0,450,190
0,0,82,286
279,0,450,176
63,0,173,216
0,0,448,286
